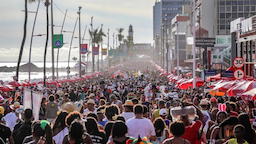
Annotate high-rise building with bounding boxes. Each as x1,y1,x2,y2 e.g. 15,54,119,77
153,0,191,40
128,24,133,42
216,0,256,35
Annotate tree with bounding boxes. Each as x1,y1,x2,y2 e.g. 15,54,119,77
89,28,106,72
43,0,50,87
123,36,134,57
116,28,124,48
16,0,35,81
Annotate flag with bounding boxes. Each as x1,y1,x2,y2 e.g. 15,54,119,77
102,49,107,55
117,51,121,56
81,44,88,54
109,50,113,56
93,47,99,55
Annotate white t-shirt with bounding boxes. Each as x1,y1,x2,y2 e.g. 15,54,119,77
53,127,68,144
3,112,18,131
121,112,135,122
83,108,97,116
126,117,156,141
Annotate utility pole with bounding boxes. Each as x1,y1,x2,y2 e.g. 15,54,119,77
101,24,103,70
198,7,201,64
107,29,110,68
177,22,179,80
91,17,94,73
165,14,168,74
113,33,115,66
78,6,82,77
193,0,196,88
51,0,55,80
162,24,165,69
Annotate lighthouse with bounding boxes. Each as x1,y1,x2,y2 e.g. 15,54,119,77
128,24,133,42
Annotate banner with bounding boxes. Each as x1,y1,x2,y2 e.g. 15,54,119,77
93,47,99,55
81,44,88,54
53,34,63,48
32,91,43,120
23,88,32,110
102,49,107,55
109,49,113,56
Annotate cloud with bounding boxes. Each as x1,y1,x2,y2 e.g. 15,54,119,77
0,0,155,62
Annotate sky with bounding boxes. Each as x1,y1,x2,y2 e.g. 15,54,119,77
0,0,155,62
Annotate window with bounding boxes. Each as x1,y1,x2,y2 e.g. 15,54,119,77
251,6,256,12
232,13,237,18
232,6,237,12
244,13,250,18
220,19,225,24
226,1,231,5
220,1,225,5
244,0,249,5
232,1,237,5
239,6,243,12
226,25,230,29
238,1,243,5
244,6,249,12
226,6,231,12
220,6,225,13
238,13,244,17
251,1,256,4
220,25,225,29
220,13,225,18
226,13,231,19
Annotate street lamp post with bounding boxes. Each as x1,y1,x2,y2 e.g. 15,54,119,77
177,22,179,80
113,33,115,66
193,0,196,88
51,0,55,80
107,29,110,68
56,9,67,80
91,17,94,73
165,14,168,74
28,0,40,81
101,24,103,70
78,6,82,77
67,18,78,79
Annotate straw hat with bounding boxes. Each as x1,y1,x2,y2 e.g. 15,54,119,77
61,102,74,113
10,102,23,110
73,101,83,112
87,99,95,105
123,100,133,107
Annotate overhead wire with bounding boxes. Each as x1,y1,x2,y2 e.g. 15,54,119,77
52,1,76,19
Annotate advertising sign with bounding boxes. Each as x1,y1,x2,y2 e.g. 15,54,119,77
93,47,99,55
102,49,107,55
53,34,63,48
81,44,88,54
196,38,215,47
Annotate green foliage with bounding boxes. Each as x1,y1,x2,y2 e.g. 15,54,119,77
89,28,106,46
116,28,124,43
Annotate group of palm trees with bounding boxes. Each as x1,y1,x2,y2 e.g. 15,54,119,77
88,27,134,71
16,0,134,82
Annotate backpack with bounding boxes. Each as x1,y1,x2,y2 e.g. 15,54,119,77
13,123,32,144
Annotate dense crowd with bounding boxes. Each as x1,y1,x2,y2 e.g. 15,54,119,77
0,60,255,144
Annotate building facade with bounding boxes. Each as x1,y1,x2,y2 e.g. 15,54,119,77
153,0,191,40
216,0,256,35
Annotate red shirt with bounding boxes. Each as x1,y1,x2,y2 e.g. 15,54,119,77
181,120,202,144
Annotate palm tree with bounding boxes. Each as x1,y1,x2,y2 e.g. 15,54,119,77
116,28,124,48
16,0,35,81
89,28,106,72
43,0,50,87
123,36,134,58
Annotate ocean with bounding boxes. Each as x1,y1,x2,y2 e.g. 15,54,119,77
0,62,79,82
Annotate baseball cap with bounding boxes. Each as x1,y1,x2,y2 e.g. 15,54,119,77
159,108,167,116
0,106,4,114
87,99,95,105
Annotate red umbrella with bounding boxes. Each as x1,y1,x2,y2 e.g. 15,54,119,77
218,80,237,92
8,81,21,87
207,73,222,82
209,80,225,89
229,81,256,96
241,88,256,101
179,77,204,89
227,81,247,96
21,82,31,87
29,81,37,86
0,85,14,92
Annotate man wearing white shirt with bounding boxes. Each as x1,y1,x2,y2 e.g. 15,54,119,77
121,100,134,122
83,99,97,117
126,104,156,141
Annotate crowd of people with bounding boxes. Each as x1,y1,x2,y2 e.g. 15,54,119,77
0,60,255,144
